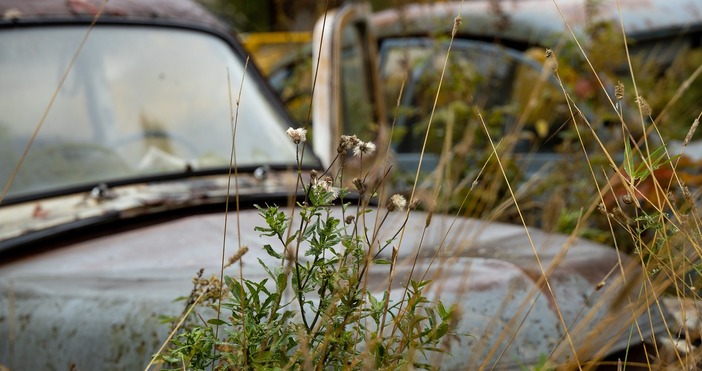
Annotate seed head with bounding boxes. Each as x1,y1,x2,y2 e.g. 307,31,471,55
615,81,625,101
352,177,366,194
635,95,652,116
612,207,631,225
353,141,376,157
344,215,355,225
452,16,462,37
545,48,558,72
338,135,360,154
314,176,339,200
286,127,307,144
425,204,435,227
225,246,249,268
684,117,699,146
387,194,407,212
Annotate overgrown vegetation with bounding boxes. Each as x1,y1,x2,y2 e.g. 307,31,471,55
153,130,458,369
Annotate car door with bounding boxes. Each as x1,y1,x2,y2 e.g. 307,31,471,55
313,3,579,191
311,3,388,181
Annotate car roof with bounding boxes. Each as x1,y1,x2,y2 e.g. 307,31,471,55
372,0,702,47
0,0,226,31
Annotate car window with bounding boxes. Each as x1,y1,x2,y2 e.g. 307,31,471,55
339,22,377,142
379,38,572,172
0,25,311,199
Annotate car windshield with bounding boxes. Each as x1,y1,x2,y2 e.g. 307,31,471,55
0,25,309,199
379,39,572,157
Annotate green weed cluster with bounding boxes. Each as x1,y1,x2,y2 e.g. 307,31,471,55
153,130,457,370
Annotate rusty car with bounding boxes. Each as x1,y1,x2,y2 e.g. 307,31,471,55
260,0,702,206
0,0,692,369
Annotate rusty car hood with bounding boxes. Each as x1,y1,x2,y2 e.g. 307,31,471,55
0,203,669,370
0,171,299,254
1,0,227,31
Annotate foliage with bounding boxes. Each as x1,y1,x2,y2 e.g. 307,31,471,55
157,133,457,370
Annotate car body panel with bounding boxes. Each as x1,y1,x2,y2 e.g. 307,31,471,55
311,0,702,181
371,0,702,45
1,0,226,30
1,206,664,369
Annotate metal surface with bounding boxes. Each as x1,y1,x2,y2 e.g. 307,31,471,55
0,172,297,253
1,205,668,369
0,0,225,31
372,0,702,46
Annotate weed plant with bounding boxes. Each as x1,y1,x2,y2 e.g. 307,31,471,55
152,130,457,370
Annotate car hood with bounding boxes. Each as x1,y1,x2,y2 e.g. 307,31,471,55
372,0,702,44
0,171,299,253
0,203,670,370
0,0,227,32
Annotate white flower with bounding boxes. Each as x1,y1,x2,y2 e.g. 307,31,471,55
286,127,307,144
312,176,339,201
353,141,376,157
388,194,407,212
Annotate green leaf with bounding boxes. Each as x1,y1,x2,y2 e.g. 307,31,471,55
623,139,635,179
430,322,449,342
276,272,288,292
285,232,298,246
374,259,392,265
263,244,283,259
224,276,241,295
438,301,449,320
207,319,228,326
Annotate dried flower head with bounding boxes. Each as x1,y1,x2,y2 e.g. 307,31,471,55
338,135,360,154
452,16,462,37
615,81,625,101
286,127,307,144
225,246,249,268
635,95,652,116
352,177,366,194
545,48,558,72
344,215,355,225
684,117,699,146
612,207,630,225
353,141,376,157
425,209,433,228
313,176,339,201
387,194,407,212
321,176,334,190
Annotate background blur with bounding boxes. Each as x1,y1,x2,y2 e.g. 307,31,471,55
200,0,441,32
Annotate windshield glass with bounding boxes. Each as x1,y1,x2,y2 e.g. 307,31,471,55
378,39,575,176
0,25,309,199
